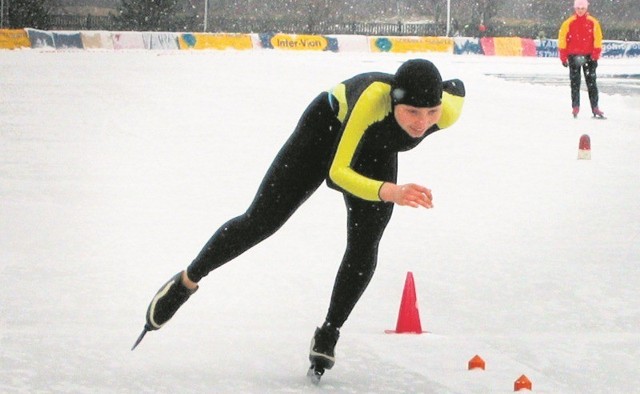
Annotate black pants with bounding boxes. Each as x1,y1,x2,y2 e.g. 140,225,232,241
568,55,599,109
187,93,395,328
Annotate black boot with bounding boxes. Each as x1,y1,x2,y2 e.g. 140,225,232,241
146,271,198,330
131,271,198,350
309,322,340,371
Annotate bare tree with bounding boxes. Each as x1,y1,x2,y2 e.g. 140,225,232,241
114,0,184,31
6,0,55,29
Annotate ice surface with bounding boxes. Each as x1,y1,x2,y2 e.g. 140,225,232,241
1,49,639,393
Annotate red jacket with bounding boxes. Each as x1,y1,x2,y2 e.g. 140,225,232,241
558,12,603,63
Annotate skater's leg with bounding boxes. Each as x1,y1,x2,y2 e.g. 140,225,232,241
584,60,600,111
308,196,394,373
325,196,395,327
136,93,340,343
568,56,582,109
308,154,396,373
325,149,398,328
187,93,341,282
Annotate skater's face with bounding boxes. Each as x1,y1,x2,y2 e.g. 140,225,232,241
394,104,443,138
575,6,587,16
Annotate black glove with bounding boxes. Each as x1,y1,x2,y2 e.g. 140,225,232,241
562,61,568,67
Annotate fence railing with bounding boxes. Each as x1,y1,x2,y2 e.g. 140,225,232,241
45,15,639,41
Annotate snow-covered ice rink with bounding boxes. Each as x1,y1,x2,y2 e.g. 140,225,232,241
1,49,639,393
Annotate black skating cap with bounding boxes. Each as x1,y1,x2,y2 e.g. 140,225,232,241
392,59,443,108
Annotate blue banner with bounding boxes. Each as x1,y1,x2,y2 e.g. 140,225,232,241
453,37,482,55
53,32,83,49
535,39,558,58
27,29,54,48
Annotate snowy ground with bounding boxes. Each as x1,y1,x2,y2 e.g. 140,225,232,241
1,49,639,393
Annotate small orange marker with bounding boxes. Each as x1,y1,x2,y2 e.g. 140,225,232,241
514,374,532,391
468,354,485,370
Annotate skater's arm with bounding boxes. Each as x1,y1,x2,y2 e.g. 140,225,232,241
590,17,603,60
557,17,574,63
329,82,391,201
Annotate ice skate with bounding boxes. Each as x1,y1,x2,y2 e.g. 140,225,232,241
572,106,579,118
131,271,198,350
307,322,340,384
592,107,606,119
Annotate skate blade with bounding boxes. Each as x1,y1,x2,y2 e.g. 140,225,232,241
307,365,324,385
131,326,150,351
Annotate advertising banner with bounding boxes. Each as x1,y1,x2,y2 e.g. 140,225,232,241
259,33,338,52
112,32,146,49
142,33,179,50
81,31,115,50
370,36,454,53
179,33,253,50
26,29,55,49
0,29,31,49
53,32,84,49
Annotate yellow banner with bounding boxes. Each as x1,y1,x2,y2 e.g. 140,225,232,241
492,37,524,56
370,36,454,53
179,33,253,50
0,29,31,49
269,34,329,51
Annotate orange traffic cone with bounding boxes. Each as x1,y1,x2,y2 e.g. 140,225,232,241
468,354,486,370
578,134,591,160
385,272,425,334
514,374,532,391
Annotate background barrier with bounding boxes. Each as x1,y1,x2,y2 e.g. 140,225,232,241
178,33,252,50
258,33,339,52
369,36,454,53
1,28,639,58
0,29,30,49
81,31,115,50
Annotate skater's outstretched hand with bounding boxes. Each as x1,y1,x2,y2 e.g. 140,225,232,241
379,182,433,208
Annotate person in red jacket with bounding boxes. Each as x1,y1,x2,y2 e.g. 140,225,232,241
558,0,605,118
